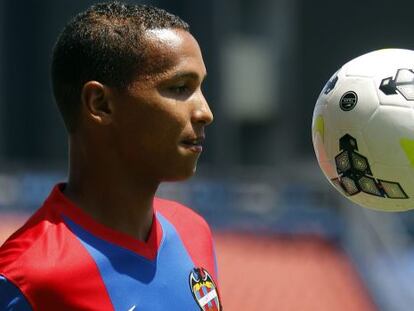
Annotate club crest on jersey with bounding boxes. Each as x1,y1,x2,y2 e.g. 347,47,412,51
189,268,221,311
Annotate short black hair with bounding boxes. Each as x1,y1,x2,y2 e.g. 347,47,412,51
51,1,190,133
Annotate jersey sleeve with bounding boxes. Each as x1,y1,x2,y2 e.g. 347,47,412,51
0,275,32,311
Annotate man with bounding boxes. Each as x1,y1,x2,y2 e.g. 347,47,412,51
0,2,221,310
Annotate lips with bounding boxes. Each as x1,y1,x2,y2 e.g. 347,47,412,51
181,137,204,146
180,136,205,153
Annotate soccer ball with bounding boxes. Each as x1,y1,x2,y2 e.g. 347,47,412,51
312,49,414,211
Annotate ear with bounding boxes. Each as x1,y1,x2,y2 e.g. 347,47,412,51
81,81,113,126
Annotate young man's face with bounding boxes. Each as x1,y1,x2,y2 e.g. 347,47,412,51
110,29,213,182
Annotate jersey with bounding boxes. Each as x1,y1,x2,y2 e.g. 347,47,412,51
0,184,221,311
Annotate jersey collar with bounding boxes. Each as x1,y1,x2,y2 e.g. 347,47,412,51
47,183,163,260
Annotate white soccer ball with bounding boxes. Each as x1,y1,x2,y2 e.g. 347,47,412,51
312,49,414,211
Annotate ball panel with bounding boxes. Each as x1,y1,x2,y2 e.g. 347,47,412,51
312,96,341,174
363,106,410,165
376,70,414,108
400,138,414,168
346,193,411,212
343,49,414,78
353,164,414,211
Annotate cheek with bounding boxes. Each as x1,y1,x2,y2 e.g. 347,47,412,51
122,105,187,151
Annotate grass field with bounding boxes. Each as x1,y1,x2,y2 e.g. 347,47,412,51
0,214,377,310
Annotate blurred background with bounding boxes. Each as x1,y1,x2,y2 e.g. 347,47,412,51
2,0,414,310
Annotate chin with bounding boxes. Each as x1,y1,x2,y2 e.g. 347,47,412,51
164,165,197,182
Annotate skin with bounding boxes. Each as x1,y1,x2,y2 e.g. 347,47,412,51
63,28,213,241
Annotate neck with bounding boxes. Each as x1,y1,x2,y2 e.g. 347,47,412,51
64,137,160,242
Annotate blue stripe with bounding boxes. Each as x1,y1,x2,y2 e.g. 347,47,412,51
213,242,219,279
195,286,201,300
64,213,201,311
0,275,32,311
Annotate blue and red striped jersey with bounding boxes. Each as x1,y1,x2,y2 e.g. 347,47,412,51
0,184,221,311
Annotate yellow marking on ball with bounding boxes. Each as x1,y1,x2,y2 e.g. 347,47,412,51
400,138,414,167
313,115,325,142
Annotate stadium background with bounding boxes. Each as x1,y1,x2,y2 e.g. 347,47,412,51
2,0,414,310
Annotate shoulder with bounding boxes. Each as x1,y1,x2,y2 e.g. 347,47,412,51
154,197,212,237
0,206,56,310
0,195,67,294
0,205,54,274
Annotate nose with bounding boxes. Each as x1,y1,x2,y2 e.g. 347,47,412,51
191,91,214,126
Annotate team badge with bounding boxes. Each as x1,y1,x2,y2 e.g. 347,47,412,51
189,268,222,311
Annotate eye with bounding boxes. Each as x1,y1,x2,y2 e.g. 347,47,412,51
169,84,189,95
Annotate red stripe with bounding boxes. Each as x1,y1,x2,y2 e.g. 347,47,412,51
198,288,206,310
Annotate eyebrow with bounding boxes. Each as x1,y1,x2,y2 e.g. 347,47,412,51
170,71,207,83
